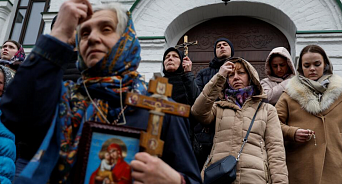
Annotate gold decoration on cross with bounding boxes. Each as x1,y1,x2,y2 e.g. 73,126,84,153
175,35,198,57
125,75,190,157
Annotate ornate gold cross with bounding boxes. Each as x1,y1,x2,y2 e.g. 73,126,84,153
125,75,190,157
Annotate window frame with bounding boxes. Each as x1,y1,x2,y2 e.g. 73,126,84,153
9,0,50,46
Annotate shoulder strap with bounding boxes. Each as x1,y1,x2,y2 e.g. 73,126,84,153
236,101,263,161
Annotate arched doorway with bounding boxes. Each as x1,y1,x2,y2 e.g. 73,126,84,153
177,16,290,79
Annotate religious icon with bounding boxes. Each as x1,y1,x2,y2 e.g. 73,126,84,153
128,94,139,105
75,122,141,184
156,82,166,95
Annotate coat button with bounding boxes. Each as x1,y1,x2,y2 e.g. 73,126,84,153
29,54,35,61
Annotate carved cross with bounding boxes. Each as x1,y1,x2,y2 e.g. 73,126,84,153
125,76,190,157
175,35,198,57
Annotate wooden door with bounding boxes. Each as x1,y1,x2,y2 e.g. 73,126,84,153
177,16,290,79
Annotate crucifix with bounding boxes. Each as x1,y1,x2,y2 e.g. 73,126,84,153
175,35,198,57
125,75,190,157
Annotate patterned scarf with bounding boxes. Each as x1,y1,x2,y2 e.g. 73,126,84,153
12,46,26,62
57,11,146,182
0,46,26,66
225,85,254,108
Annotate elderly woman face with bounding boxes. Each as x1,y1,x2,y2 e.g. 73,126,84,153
228,62,250,90
79,10,121,68
301,52,325,81
163,51,181,72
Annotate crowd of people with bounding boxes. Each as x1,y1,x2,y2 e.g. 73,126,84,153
0,0,341,184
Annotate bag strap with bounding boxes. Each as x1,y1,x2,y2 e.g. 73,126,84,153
236,101,263,161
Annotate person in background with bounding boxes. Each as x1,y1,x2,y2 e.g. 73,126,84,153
195,38,234,92
0,40,25,71
192,57,288,183
260,47,296,105
276,45,342,184
0,66,16,184
0,65,15,97
162,47,200,105
192,38,234,169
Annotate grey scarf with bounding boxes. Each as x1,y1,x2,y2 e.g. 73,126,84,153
298,74,332,101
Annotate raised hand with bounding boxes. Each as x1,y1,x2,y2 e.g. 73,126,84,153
50,0,93,43
218,61,235,77
182,56,192,72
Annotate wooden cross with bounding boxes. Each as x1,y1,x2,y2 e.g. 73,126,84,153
125,75,190,157
175,35,198,57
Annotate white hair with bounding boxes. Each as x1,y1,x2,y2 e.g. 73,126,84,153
92,3,128,36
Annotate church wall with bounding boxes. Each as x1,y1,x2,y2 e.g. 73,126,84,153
1,0,342,82
131,0,342,81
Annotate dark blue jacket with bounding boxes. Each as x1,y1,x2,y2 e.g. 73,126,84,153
0,35,201,184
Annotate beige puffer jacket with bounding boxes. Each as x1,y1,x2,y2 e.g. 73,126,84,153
191,58,288,184
260,47,296,105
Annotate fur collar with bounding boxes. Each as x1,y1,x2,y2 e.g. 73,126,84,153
286,75,342,114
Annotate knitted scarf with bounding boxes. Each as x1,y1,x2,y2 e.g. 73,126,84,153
225,85,254,108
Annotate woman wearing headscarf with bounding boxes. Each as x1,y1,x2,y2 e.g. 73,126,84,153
162,47,200,106
260,47,296,105
276,45,342,184
192,57,288,183
0,65,15,97
0,40,25,71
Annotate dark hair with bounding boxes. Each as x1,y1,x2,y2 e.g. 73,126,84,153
298,45,330,75
2,40,21,51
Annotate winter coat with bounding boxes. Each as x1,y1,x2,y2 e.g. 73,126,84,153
195,58,226,92
192,58,288,184
260,47,296,105
0,110,16,184
275,74,342,184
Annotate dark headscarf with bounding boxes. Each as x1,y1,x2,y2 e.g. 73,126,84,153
209,38,234,69
162,47,192,104
162,47,184,75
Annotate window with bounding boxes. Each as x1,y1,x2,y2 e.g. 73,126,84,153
10,0,49,46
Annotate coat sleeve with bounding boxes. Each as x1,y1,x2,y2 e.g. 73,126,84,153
275,93,299,141
191,73,225,125
181,72,200,106
161,115,202,184
260,78,288,105
264,104,288,184
0,35,72,140
195,70,204,92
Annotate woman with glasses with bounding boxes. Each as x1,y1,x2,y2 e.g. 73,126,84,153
192,57,288,183
276,45,342,184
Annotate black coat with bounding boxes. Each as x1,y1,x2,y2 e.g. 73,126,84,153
166,72,200,106
195,57,226,92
